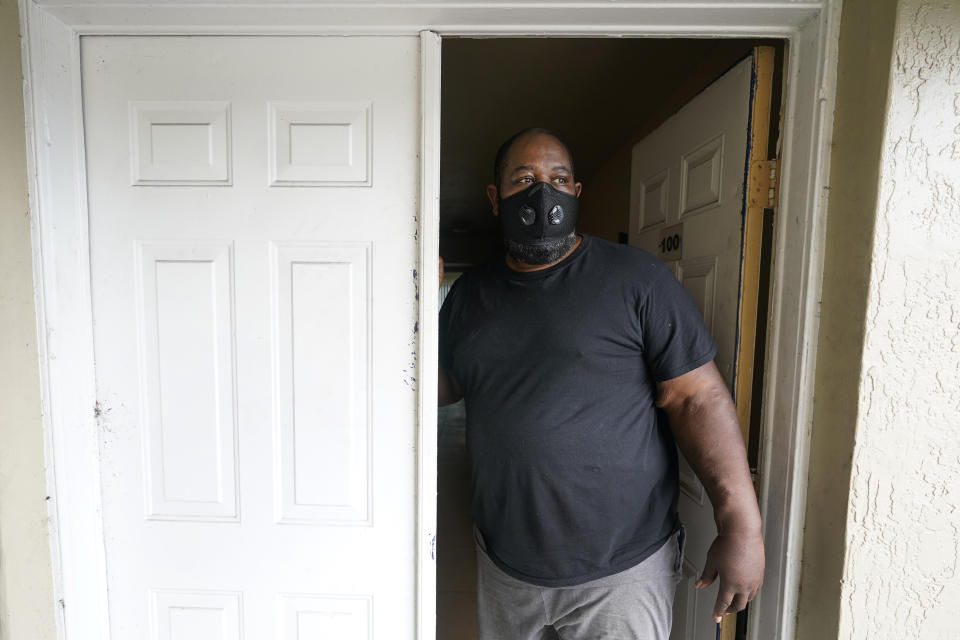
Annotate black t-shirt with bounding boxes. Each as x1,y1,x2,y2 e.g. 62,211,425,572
439,234,717,587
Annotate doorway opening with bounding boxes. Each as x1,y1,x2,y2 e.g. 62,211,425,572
437,36,785,640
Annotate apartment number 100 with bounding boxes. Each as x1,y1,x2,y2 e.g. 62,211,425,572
659,234,681,253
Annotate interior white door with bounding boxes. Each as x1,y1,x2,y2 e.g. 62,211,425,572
628,56,754,640
82,36,421,639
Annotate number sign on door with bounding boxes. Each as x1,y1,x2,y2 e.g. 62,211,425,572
658,223,683,260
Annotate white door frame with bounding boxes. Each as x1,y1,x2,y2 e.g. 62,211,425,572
19,3,840,640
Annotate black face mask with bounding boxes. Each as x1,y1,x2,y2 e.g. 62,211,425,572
498,181,579,246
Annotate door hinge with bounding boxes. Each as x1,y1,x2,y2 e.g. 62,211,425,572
748,159,778,209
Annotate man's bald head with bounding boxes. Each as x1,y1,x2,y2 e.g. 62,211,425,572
493,127,575,190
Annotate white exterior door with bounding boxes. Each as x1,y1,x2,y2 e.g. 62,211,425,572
82,35,421,639
629,56,754,640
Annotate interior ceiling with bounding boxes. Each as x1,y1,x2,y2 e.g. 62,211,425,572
440,37,759,240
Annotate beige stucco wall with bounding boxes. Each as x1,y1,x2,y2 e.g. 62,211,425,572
0,0,58,638
835,1,960,638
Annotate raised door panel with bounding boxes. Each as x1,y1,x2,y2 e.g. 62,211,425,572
150,591,243,640
138,243,239,521
278,595,372,640
272,243,371,525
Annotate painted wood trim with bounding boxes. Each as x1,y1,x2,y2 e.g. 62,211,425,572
19,2,112,637
748,4,843,639
416,29,441,640
17,5,68,639
32,2,823,36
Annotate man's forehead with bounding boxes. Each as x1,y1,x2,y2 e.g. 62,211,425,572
504,133,571,168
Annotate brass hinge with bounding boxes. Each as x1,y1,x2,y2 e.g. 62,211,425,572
748,159,778,209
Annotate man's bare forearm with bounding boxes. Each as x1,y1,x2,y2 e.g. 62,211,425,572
656,362,760,533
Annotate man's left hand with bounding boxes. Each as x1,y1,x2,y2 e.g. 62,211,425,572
695,526,765,622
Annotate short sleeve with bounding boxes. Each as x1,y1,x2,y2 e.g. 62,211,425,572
639,261,718,381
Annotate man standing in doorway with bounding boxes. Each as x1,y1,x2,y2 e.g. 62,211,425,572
438,128,764,639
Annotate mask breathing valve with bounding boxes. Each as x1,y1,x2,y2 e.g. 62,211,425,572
519,206,537,226
547,205,564,225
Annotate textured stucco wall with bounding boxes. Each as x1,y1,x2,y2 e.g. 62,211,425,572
795,0,898,637
0,0,59,639
837,1,960,638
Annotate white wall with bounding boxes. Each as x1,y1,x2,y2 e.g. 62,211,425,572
0,0,59,638
838,1,960,638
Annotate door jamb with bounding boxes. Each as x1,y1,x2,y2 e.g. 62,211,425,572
19,3,841,640
417,29,442,640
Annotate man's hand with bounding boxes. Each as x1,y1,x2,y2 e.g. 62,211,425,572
656,361,764,622
696,525,764,621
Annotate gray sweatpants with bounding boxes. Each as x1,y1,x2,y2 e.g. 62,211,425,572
475,528,684,640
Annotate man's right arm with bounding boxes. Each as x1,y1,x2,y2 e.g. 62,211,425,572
438,367,463,406
437,256,463,406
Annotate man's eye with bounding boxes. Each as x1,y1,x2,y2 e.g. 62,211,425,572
554,177,568,184
517,176,533,183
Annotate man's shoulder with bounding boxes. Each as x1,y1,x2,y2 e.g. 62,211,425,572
449,260,495,289
441,260,495,307
582,235,668,277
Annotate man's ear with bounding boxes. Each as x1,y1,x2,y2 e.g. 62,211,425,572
575,182,583,198
486,184,500,216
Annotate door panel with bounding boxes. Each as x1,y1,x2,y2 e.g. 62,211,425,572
629,55,754,640
139,242,239,521
82,36,420,639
